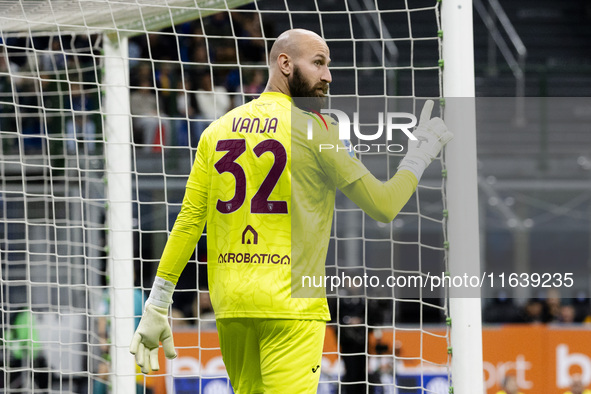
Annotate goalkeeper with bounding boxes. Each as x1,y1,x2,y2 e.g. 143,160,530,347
130,28,453,393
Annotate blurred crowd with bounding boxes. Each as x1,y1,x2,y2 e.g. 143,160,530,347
126,10,270,151
0,6,272,156
483,288,591,324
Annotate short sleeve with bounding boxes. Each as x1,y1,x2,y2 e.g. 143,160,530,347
308,120,370,189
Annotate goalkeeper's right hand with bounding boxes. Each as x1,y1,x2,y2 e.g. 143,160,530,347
398,100,454,180
130,277,177,373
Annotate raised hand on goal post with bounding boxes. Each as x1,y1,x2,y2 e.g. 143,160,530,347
398,100,455,180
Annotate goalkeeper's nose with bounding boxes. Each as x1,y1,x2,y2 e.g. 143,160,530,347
321,67,332,84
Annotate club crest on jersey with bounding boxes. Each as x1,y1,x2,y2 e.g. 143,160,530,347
241,225,258,245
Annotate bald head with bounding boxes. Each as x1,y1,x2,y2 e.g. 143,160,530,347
265,29,332,97
269,29,325,68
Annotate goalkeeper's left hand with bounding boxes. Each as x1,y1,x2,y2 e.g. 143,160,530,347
130,277,177,373
398,99,454,180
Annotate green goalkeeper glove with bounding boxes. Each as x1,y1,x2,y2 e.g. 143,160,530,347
398,100,454,180
130,277,177,373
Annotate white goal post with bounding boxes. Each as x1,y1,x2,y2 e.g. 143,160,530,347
0,0,482,393
103,36,135,393
442,0,484,393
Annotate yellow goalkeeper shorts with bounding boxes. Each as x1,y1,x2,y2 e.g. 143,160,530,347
216,318,326,394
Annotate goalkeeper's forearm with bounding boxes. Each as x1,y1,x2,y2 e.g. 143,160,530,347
130,185,206,373
155,184,206,284
341,170,418,223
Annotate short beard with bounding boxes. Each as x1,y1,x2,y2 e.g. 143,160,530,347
289,65,327,111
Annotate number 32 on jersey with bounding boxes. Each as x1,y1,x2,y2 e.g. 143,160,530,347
214,139,288,215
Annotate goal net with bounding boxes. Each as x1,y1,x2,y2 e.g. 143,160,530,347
0,0,476,393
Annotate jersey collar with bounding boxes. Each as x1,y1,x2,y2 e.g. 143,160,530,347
260,91,293,104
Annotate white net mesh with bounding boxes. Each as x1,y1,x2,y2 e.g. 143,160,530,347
0,0,452,393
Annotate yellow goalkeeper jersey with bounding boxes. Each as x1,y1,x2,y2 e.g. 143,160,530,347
157,91,369,320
